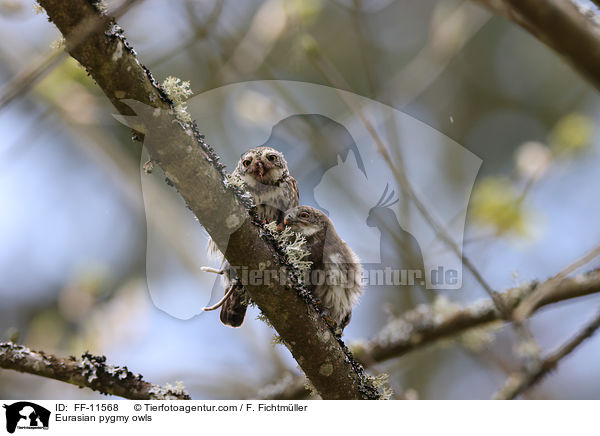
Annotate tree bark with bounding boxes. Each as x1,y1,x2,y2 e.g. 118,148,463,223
36,0,379,400
0,343,190,400
262,269,600,399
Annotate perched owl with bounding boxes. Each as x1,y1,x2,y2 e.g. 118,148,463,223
283,206,363,333
204,147,299,327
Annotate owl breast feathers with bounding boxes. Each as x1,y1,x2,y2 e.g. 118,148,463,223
206,148,362,333
207,147,299,327
284,205,363,332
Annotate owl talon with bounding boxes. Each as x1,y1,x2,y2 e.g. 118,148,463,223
204,147,300,328
322,313,336,328
200,266,224,275
202,282,237,311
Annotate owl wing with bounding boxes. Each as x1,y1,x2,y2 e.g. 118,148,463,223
289,176,300,208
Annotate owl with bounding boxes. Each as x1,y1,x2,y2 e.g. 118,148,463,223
204,147,299,327
283,206,363,333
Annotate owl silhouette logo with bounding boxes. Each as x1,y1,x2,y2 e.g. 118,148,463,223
313,151,429,288
3,402,50,433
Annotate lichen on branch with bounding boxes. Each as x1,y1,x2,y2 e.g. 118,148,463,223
37,0,380,400
0,342,190,400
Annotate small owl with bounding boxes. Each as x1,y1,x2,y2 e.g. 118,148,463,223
283,206,363,333
230,146,300,225
205,147,299,327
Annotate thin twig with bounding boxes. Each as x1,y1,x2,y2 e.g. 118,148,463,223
0,0,142,111
386,1,491,104
494,307,600,399
149,0,225,67
514,242,600,321
307,48,507,316
39,0,380,400
260,268,600,399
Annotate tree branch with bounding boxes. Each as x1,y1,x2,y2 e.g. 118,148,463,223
494,307,600,399
473,0,600,91
514,243,600,321
261,269,600,399
355,269,600,363
37,0,378,399
0,343,190,400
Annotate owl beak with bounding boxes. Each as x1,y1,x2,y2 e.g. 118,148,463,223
283,216,293,227
255,161,265,181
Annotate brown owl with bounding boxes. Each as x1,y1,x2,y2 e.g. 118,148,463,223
204,147,299,327
283,206,363,333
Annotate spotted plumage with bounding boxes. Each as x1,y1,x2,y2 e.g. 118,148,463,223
206,147,299,327
283,206,363,333
230,146,299,224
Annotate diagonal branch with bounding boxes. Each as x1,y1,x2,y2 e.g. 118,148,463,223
473,0,600,91
261,269,600,399
514,243,600,321
0,343,190,400
0,0,141,111
355,269,600,364
37,0,378,400
494,307,600,399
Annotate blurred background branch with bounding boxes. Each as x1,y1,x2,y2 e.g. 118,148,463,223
495,307,600,399
1,0,599,400
473,0,600,91
261,268,600,399
0,0,141,110
35,0,379,400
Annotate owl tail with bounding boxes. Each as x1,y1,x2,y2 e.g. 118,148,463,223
219,282,248,327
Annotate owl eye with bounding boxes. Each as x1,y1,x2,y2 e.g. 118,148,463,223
242,159,251,167
266,154,277,162
298,211,309,219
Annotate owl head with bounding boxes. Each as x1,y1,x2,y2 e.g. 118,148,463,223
236,146,290,185
283,206,331,237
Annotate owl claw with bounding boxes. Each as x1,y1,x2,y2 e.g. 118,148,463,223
324,315,343,336
320,310,336,328
200,266,224,274
202,282,237,311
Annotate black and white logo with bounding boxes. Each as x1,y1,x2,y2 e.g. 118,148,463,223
3,402,50,434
